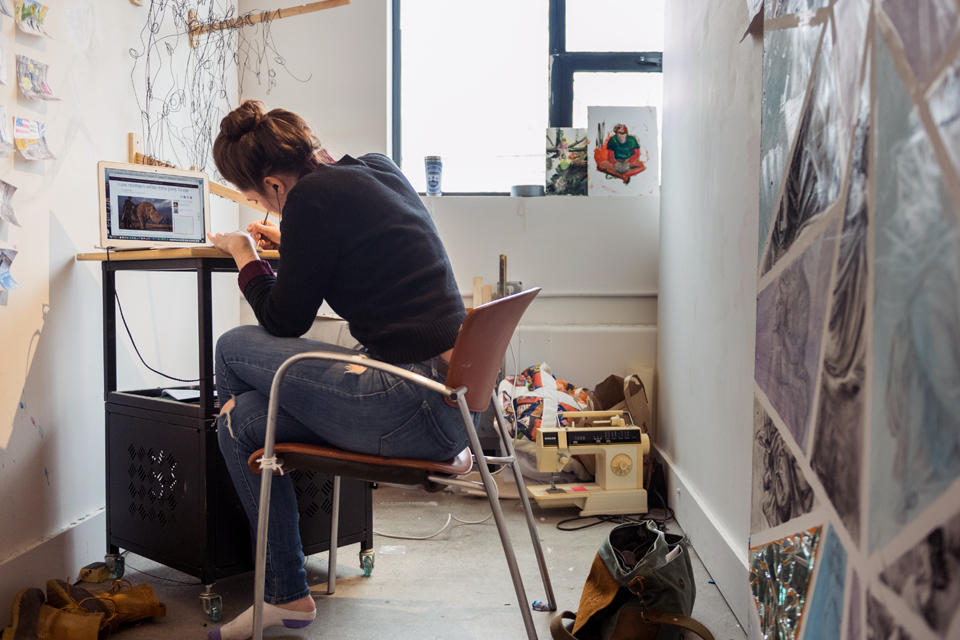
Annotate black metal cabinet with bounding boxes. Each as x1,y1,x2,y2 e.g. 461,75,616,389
93,251,373,585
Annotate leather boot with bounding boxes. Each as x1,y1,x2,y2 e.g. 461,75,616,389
36,603,104,640
90,580,166,626
45,580,116,632
1,588,44,640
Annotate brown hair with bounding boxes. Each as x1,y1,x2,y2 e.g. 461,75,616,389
613,124,629,135
213,100,322,195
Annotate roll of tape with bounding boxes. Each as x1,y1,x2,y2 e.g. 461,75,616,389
510,185,545,197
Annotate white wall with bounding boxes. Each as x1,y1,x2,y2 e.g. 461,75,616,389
0,1,239,611
235,0,660,395
658,0,761,627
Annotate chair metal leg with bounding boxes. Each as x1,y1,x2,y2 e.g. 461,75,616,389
491,390,558,612
328,475,341,595
457,396,539,640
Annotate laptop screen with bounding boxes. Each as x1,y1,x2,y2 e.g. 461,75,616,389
104,166,207,244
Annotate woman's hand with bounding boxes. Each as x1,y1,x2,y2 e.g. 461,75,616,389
247,220,281,250
207,230,259,270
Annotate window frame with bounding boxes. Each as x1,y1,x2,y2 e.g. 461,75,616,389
391,0,664,193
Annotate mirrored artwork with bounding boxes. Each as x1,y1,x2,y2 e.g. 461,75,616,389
755,220,839,452
833,0,871,158
848,570,862,640
762,28,843,276
752,398,816,534
867,593,915,640
759,24,823,260
810,56,871,545
869,30,960,552
776,0,829,17
749,527,822,640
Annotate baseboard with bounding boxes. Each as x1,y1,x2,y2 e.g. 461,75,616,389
656,448,756,631
0,509,105,624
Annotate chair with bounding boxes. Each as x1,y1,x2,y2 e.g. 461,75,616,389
247,288,556,640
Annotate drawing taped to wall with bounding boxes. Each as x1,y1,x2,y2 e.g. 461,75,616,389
749,526,821,640
810,55,871,545
0,179,19,228
546,128,588,195
803,525,848,640
869,30,960,552
881,0,959,85
16,55,58,101
587,106,658,196
878,511,960,636
758,23,823,260
14,0,49,37
868,593,916,640
0,248,20,290
755,220,838,452
761,28,843,276
752,398,815,533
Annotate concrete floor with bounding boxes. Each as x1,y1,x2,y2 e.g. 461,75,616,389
67,486,745,639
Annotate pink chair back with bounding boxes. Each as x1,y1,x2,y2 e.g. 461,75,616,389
444,288,540,412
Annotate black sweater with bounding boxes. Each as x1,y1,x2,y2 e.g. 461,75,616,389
240,154,465,364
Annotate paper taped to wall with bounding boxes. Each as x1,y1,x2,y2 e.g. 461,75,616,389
0,248,20,290
16,55,58,100
14,116,54,160
15,0,49,37
0,179,19,227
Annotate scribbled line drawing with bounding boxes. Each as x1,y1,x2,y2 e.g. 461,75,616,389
879,511,960,637
804,526,847,640
762,29,842,276
868,593,915,640
811,59,871,545
752,398,815,533
755,221,837,452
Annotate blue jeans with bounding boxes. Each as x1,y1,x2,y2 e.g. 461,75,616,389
215,325,474,604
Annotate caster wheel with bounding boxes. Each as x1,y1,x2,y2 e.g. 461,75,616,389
105,554,125,579
201,587,223,622
360,551,375,578
208,597,223,622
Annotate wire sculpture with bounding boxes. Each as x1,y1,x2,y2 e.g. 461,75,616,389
129,0,313,179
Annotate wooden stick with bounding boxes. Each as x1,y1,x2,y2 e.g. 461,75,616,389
128,136,269,215
189,0,348,43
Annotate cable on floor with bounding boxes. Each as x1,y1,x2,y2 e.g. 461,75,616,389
373,512,494,541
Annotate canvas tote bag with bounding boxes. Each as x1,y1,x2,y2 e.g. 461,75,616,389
550,521,715,640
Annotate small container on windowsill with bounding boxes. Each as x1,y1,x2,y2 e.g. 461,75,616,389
510,185,545,197
425,156,442,196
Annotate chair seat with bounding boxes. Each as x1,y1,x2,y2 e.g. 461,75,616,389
248,444,473,491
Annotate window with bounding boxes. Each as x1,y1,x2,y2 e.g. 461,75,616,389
395,0,663,193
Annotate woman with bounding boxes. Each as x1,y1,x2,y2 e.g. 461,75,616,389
206,100,471,640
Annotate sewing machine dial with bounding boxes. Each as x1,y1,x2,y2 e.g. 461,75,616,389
611,454,633,476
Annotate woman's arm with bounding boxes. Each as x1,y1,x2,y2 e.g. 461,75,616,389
207,230,260,270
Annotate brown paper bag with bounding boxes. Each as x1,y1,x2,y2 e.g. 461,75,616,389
581,374,653,486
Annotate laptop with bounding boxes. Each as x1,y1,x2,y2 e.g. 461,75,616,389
97,160,212,250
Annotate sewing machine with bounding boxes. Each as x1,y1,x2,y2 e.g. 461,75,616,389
527,411,651,516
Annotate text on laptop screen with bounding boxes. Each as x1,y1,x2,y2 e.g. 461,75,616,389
104,167,206,243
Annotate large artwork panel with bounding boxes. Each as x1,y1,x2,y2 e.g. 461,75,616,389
762,28,843,276
755,220,838,451
833,0,871,159
810,55,871,545
751,398,816,534
869,27,960,552
759,24,823,260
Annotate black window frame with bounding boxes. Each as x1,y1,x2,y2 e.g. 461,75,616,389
391,0,664,193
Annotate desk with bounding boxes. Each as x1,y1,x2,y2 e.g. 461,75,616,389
79,249,374,612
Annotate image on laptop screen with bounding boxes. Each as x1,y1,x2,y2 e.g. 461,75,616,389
104,166,207,244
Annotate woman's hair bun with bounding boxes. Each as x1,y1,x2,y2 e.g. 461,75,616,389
220,100,267,140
